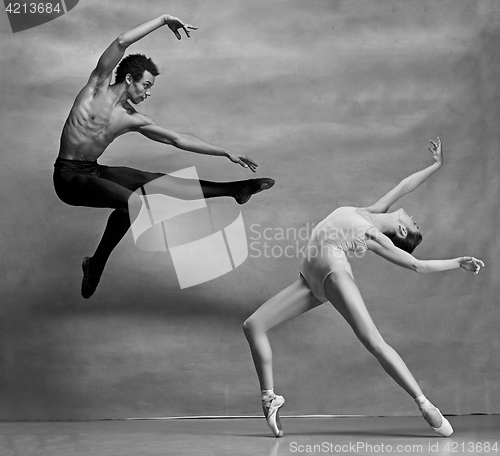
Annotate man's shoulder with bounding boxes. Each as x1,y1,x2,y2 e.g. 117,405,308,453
121,102,156,130
87,69,113,92
123,101,138,114
72,79,111,107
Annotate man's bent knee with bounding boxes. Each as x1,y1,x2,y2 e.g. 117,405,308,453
127,193,144,220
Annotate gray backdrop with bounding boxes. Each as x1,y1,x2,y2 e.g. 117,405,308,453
0,0,498,420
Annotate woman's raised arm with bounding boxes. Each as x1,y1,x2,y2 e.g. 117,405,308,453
363,137,443,214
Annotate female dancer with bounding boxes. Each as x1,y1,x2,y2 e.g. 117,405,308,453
243,137,484,438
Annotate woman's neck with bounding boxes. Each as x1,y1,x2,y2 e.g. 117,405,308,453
367,211,399,233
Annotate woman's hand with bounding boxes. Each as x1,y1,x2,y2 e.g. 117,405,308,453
428,136,443,167
459,256,485,275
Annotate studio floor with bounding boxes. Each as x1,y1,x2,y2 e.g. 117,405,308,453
0,415,498,456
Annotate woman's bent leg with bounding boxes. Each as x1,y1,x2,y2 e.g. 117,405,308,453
243,276,322,390
243,276,322,436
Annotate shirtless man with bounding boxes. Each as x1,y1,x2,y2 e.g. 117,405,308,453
53,14,274,298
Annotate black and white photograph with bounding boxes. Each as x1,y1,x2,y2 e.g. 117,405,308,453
0,1,498,455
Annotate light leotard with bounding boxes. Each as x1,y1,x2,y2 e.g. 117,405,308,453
299,207,375,302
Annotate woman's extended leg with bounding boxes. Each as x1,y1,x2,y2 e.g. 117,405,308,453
323,271,453,437
243,276,322,436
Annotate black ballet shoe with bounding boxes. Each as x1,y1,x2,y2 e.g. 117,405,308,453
235,178,275,205
81,257,100,299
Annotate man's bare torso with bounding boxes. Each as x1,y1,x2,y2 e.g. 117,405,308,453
58,84,142,162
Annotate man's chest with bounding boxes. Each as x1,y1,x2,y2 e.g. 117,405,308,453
84,100,131,138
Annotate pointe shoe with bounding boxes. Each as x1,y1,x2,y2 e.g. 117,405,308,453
263,394,285,438
420,400,453,437
81,257,100,299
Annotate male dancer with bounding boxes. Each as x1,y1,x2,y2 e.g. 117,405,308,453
54,14,274,298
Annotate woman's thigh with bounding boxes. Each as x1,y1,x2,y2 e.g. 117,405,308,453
247,276,324,333
323,271,383,345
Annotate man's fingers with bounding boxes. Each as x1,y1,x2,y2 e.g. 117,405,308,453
171,28,181,40
234,157,247,167
240,159,257,172
429,140,437,148
243,162,256,172
240,155,258,167
243,158,258,172
230,155,257,172
244,161,257,170
169,20,196,40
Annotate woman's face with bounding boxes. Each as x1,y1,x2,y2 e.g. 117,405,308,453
398,208,419,231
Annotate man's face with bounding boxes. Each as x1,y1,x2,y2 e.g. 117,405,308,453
128,71,155,104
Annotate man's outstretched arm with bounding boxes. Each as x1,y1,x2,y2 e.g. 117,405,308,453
137,122,258,172
89,15,197,86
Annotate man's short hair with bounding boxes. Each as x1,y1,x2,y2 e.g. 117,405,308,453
115,54,160,84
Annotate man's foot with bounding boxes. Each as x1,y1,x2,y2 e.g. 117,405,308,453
81,257,101,299
235,178,275,205
262,394,285,438
417,397,453,437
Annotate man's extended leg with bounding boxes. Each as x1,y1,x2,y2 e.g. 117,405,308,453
82,165,275,297
99,165,275,205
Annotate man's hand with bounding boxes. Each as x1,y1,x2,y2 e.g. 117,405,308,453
164,15,197,40
228,154,258,173
428,136,443,167
459,256,485,275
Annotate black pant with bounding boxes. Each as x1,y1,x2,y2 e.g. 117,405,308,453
53,158,243,279
54,158,176,208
